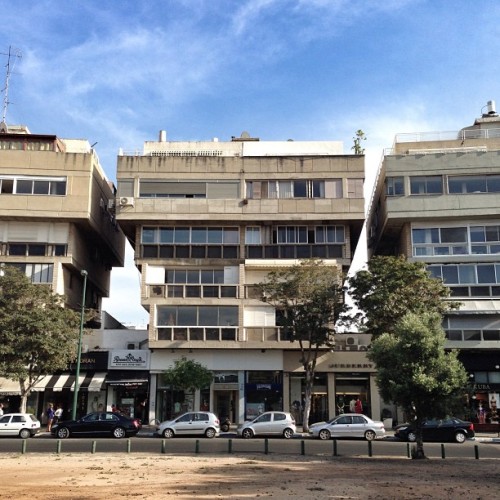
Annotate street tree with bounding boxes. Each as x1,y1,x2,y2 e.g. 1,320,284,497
0,266,81,412
368,312,468,459
259,260,345,431
162,357,214,414
346,255,458,339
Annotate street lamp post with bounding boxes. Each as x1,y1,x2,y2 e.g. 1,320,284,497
71,269,88,420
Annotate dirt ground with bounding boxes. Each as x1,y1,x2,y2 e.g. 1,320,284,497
2,453,499,499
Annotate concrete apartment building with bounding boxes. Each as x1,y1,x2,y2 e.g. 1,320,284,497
0,122,126,416
116,131,381,425
368,101,500,428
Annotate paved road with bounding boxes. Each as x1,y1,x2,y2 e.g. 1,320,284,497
1,433,499,459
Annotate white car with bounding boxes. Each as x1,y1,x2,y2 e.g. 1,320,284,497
0,413,41,438
156,412,220,438
237,411,296,439
309,413,385,441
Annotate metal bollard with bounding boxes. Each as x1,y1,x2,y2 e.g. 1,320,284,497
474,444,479,460
333,439,338,457
228,439,233,454
91,441,97,454
407,443,411,458
441,443,445,459
161,439,166,454
195,439,200,454
264,438,269,455
368,440,373,457
22,440,27,454
56,440,62,454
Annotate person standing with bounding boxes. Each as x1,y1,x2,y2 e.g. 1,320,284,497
354,397,363,414
46,403,55,432
0,402,4,416
53,405,63,425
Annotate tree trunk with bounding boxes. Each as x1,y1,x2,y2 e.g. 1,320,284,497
413,424,427,459
302,369,314,432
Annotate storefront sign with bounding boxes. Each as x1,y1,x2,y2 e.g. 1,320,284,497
329,363,373,369
109,350,150,369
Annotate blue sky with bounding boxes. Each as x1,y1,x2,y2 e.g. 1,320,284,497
2,0,499,325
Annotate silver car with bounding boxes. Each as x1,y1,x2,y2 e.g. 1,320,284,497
156,412,220,438
309,413,385,441
237,411,296,439
0,413,41,438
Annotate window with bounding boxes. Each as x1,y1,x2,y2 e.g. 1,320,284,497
386,177,404,196
413,225,500,256
246,179,329,199
277,226,308,244
157,305,238,327
141,226,240,245
448,175,500,194
410,176,442,195
347,178,363,198
315,226,345,243
0,176,66,195
138,180,239,199
245,227,261,245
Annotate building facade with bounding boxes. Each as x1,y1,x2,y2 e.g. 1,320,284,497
116,131,381,425
0,122,126,415
368,101,500,428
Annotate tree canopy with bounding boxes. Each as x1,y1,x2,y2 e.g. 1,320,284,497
368,312,468,458
259,259,345,431
162,357,213,394
346,255,458,338
0,266,81,412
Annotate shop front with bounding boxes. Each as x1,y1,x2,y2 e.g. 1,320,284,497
106,349,150,422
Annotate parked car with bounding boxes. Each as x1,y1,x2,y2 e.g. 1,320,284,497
51,412,141,439
309,413,385,441
237,411,296,439
394,417,475,443
156,412,220,438
0,413,41,438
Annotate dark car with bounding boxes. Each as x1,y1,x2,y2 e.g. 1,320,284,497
51,412,142,439
394,417,475,443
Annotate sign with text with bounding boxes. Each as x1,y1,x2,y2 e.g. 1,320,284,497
109,350,150,369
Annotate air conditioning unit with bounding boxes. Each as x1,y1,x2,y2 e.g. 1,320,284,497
345,336,359,346
119,196,134,207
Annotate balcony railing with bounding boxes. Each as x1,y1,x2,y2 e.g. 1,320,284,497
148,284,238,299
394,128,500,143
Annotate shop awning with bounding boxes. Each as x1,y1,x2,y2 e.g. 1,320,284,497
31,375,54,392
44,374,70,392
0,377,20,395
62,374,87,392
105,370,149,387
81,372,107,392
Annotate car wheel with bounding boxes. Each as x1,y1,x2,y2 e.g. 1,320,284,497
19,428,31,439
318,429,331,440
241,428,254,439
221,423,230,432
407,431,417,442
162,428,174,439
113,427,126,439
57,427,70,439
364,430,376,441
205,427,216,439
455,431,466,443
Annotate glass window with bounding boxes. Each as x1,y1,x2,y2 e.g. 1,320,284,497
386,177,404,196
442,266,458,284
477,264,495,283
487,175,500,192
223,228,239,244
33,181,50,195
458,265,475,284
177,306,197,326
410,176,442,195
159,228,174,243
207,228,223,243
412,228,439,244
312,180,325,198
191,228,207,244
246,227,261,245
440,227,467,243
174,227,189,243
293,180,307,197
198,307,218,326
142,227,156,243
16,180,33,194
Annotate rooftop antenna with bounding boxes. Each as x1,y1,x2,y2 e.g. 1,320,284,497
1,46,22,124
